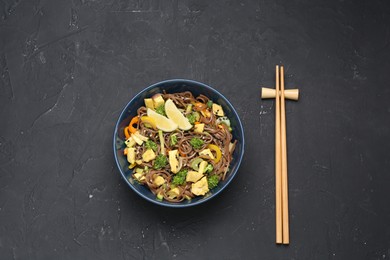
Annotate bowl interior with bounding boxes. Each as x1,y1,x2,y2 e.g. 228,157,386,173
113,79,244,207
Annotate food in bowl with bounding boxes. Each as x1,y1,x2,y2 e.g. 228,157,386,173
122,91,237,202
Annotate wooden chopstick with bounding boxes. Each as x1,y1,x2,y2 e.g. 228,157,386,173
280,66,290,244
265,65,295,244
275,66,283,244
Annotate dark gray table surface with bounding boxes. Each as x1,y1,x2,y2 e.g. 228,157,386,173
1,0,390,259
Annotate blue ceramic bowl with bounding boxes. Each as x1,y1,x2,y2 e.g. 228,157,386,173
113,79,245,207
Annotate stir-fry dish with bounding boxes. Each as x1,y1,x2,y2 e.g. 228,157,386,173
123,91,237,202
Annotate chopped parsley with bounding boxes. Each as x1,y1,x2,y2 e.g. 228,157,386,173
189,137,204,149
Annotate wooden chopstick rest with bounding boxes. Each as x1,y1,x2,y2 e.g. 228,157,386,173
261,87,299,101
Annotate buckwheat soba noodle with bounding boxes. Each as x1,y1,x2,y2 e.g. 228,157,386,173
123,91,237,202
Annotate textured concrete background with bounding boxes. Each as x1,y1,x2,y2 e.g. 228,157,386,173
1,0,390,259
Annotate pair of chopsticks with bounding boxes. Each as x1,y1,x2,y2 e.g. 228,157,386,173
275,65,289,244
261,66,299,244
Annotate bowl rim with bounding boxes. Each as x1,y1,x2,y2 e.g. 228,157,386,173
113,79,245,208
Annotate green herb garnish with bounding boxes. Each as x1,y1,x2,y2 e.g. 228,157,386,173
189,137,204,149
170,134,178,146
155,105,166,116
205,164,213,173
207,100,213,109
153,154,168,169
172,169,188,186
207,175,219,189
145,140,157,151
187,113,196,124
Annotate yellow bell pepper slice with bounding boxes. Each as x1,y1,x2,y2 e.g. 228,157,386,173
128,162,137,169
208,144,222,163
140,116,157,129
128,116,139,134
124,127,131,139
